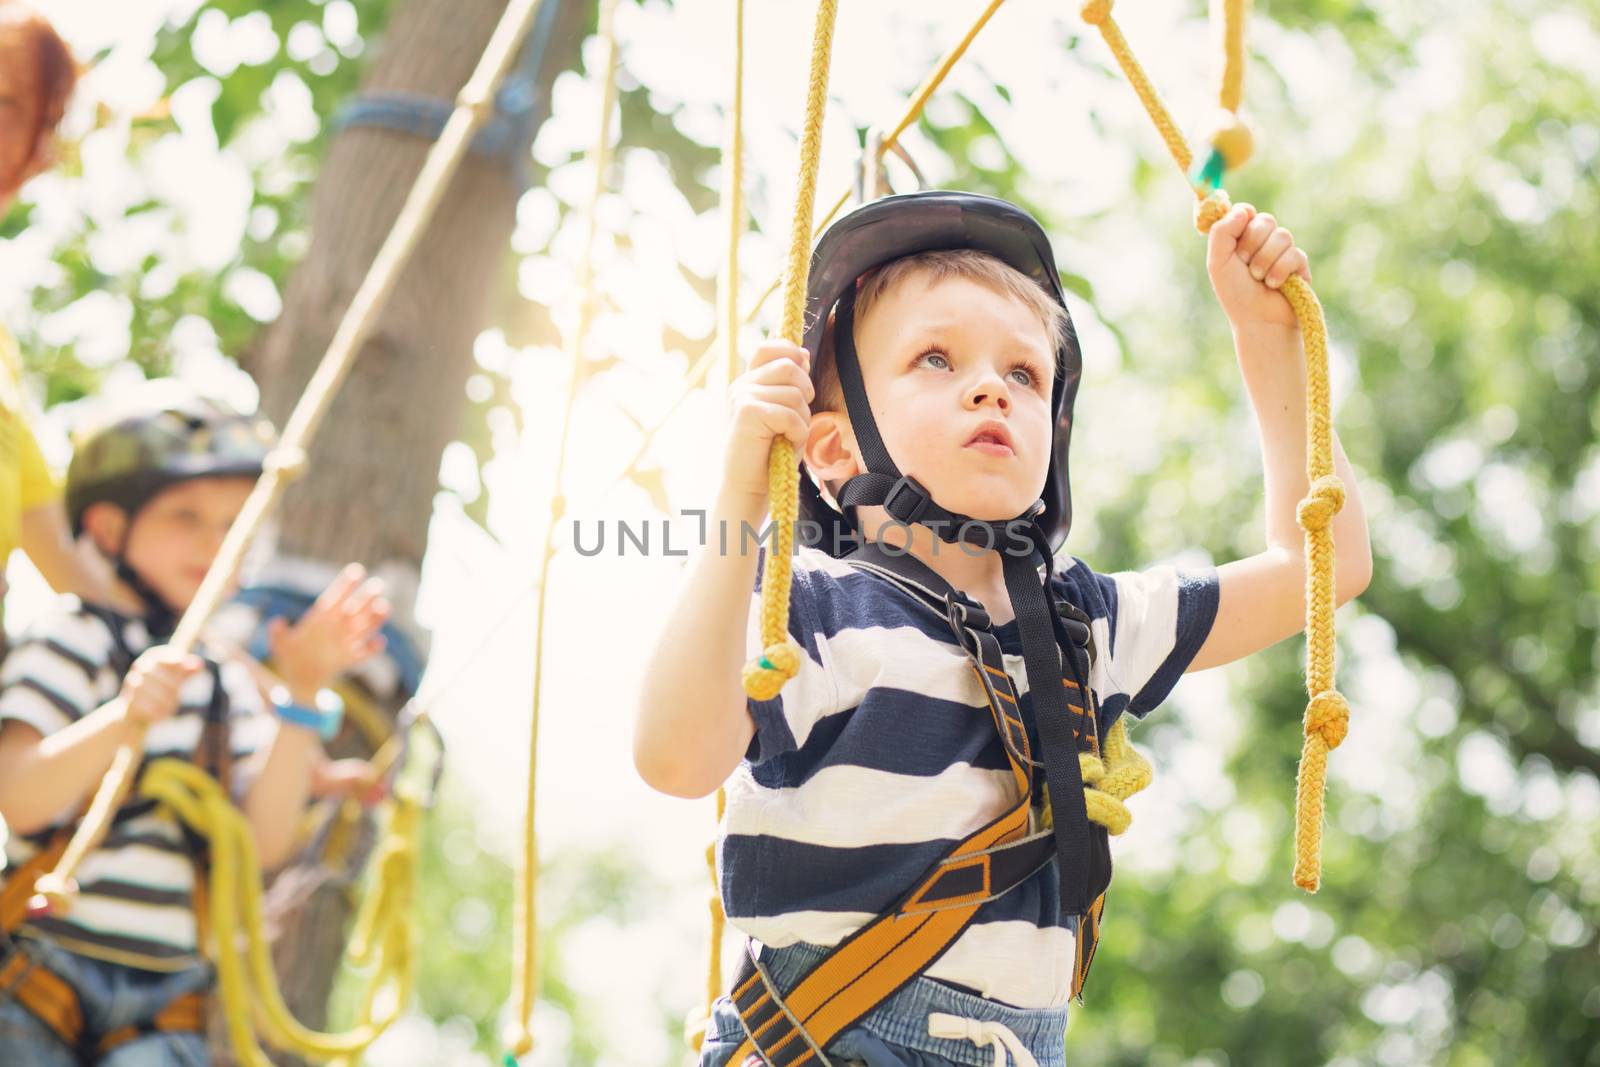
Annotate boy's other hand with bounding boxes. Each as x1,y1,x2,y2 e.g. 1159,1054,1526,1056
722,339,815,511
311,757,389,806
121,646,204,727
269,564,390,701
1205,202,1312,330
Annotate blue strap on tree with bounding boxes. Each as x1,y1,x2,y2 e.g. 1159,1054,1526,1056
329,0,565,191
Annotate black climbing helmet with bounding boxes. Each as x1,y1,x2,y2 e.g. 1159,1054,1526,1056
66,380,275,535
795,190,1083,556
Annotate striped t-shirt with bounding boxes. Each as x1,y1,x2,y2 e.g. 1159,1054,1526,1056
720,544,1219,1010
0,599,272,971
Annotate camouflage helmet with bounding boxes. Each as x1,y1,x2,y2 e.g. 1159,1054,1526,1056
66,379,275,535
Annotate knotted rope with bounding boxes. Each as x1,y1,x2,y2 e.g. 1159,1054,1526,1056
1078,0,1348,890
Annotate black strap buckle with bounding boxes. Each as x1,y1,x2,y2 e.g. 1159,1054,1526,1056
1055,603,1091,649
882,475,932,525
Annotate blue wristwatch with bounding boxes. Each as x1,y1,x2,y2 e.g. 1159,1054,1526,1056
269,686,345,742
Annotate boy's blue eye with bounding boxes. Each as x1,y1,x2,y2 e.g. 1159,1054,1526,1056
916,350,951,370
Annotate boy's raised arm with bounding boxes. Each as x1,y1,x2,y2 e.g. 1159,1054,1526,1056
1189,204,1373,673
634,340,814,799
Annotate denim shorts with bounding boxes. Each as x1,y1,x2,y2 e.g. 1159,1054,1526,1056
698,941,1070,1067
0,937,213,1067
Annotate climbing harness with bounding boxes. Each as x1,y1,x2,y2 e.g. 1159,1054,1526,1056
724,539,1147,1065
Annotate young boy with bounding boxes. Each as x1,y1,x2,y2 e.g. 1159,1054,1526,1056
0,382,390,1066
636,191,1371,1067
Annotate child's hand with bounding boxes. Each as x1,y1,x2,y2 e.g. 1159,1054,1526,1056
311,757,389,807
269,565,389,700
723,340,815,509
1205,202,1312,330
121,646,204,727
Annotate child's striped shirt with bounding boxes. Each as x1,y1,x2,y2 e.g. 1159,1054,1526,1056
719,544,1218,1009
0,599,273,971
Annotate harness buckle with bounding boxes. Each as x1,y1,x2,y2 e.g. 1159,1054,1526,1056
945,594,990,637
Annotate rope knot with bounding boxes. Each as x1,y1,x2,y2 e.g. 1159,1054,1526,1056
1304,690,1350,749
1079,0,1114,26
742,641,801,701
1206,113,1255,171
1296,475,1346,532
1193,189,1231,233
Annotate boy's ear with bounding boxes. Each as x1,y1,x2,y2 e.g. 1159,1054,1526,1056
80,502,129,556
804,410,860,494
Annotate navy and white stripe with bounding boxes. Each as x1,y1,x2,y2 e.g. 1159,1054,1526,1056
720,544,1218,1009
0,599,270,971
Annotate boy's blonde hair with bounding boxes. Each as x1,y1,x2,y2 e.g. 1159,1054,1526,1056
813,248,1069,413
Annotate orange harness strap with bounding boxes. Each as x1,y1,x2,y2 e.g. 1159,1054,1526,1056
92,991,207,1058
0,951,85,1049
3,833,210,1061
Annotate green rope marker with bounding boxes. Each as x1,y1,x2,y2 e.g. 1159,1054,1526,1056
758,655,776,671
1191,146,1227,191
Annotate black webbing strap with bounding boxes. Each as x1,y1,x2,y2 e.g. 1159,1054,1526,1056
845,537,1102,913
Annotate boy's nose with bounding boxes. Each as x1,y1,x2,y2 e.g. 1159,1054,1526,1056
966,377,1011,412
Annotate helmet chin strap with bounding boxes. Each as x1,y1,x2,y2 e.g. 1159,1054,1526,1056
829,283,1047,550
96,522,180,639
829,283,1102,917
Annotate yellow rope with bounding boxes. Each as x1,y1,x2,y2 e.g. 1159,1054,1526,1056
1043,719,1151,837
139,759,418,1066
505,0,620,1057
27,0,551,918
719,0,746,398
1078,0,1346,891
1217,0,1247,114
686,0,746,1054
1079,1,1194,178
883,0,1009,148
1287,279,1345,892
741,0,838,702
1206,0,1254,173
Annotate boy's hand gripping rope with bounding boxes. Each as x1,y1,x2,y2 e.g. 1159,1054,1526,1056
1079,0,1349,891
742,0,839,702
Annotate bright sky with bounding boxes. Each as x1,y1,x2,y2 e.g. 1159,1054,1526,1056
7,2,1563,1065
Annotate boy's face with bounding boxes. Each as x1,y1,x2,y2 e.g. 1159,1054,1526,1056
116,476,254,610
809,272,1057,526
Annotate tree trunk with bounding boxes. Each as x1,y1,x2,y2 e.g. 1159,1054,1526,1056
227,0,588,1060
